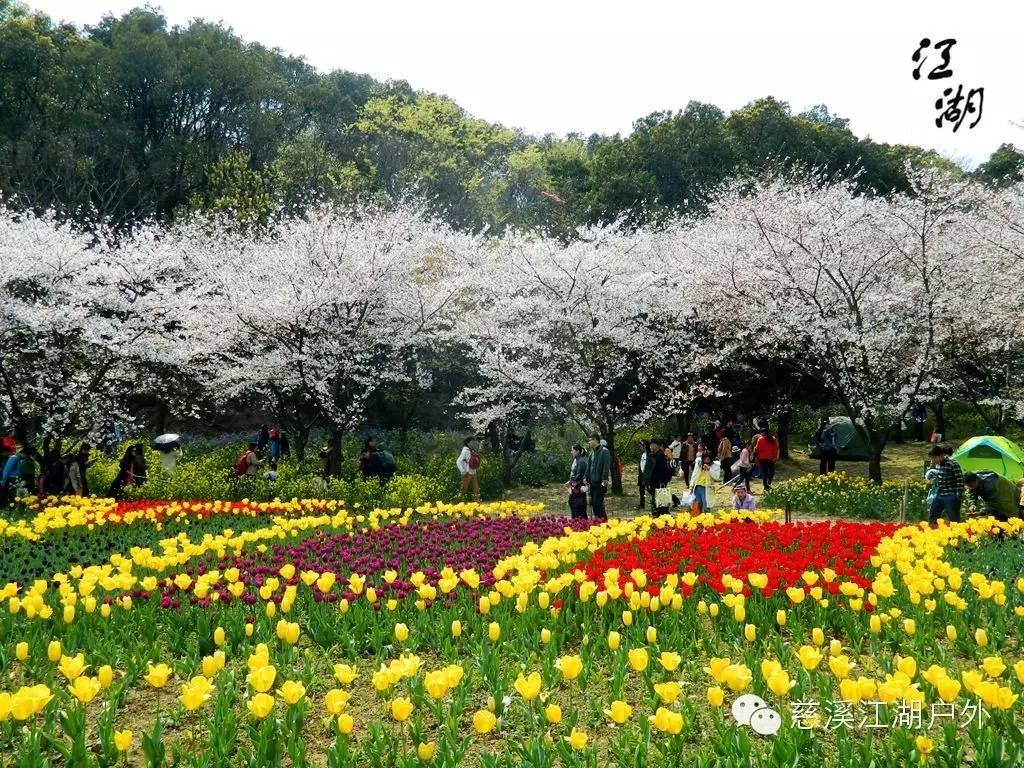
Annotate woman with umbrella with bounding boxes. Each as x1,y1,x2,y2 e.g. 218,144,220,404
153,434,182,473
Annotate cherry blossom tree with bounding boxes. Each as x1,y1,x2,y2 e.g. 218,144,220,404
940,179,1024,429
0,207,198,453
185,204,475,459
457,222,707,493
682,171,992,482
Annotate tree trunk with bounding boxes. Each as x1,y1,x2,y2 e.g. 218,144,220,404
500,423,515,486
485,421,500,452
675,412,692,440
293,425,310,462
777,410,791,460
605,420,622,495
930,399,946,439
868,444,884,485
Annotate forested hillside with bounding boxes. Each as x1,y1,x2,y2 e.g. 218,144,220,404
3,2,1021,233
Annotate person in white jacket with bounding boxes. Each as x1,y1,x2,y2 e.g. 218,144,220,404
456,436,481,500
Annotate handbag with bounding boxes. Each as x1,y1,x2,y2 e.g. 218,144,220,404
655,487,672,509
681,491,695,507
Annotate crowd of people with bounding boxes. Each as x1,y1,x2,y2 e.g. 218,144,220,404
533,420,786,520
0,439,97,505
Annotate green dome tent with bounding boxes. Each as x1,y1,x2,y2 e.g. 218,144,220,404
951,436,1024,481
824,417,871,461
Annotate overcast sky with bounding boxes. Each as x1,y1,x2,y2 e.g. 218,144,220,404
27,0,1024,167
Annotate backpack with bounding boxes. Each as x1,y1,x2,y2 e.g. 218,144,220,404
468,451,481,470
234,451,250,477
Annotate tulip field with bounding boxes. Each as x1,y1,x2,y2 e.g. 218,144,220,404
1,496,1023,767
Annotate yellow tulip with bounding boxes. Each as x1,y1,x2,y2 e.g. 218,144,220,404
277,680,306,706
540,628,551,645
767,670,794,697
15,642,28,661
896,656,917,680
646,626,657,644
68,675,102,704
982,656,1006,678
545,703,562,723
47,640,62,662
744,624,756,642
213,626,225,646
659,651,681,672
333,663,358,685
390,696,414,722
915,735,934,759
114,729,133,752
247,665,277,693
325,688,350,715
937,677,961,702
58,653,88,681
604,699,633,724
514,671,542,701
275,619,300,645
707,685,725,707
565,728,588,750
627,648,649,672
451,620,462,637
653,681,681,704
247,692,275,719
394,623,409,643
975,628,988,648
946,625,957,642
337,712,355,734
144,663,172,689
97,665,114,689
472,709,497,734
811,627,825,646
417,741,437,761
180,676,214,711
649,706,684,734
722,663,753,692
828,655,853,680
797,645,823,671
557,655,583,681
488,622,500,642
607,631,621,651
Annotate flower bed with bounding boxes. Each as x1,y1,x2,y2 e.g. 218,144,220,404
762,472,931,519
160,516,599,608
0,497,543,584
2,505,1023,767
575,521,898,597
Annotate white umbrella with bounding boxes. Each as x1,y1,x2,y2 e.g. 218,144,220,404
153,433,181,452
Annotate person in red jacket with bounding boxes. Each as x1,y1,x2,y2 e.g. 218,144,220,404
753,427,780,492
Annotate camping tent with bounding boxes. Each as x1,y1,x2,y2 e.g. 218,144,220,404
952,436,1024,481
816,417,871,461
